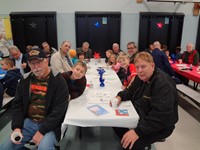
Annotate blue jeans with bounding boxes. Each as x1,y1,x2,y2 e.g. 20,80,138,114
0,118,57,150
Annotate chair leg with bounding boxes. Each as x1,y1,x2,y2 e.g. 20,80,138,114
62,126,68,139
79,127,82,139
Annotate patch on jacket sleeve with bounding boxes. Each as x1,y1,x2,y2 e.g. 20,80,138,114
142,95,151,100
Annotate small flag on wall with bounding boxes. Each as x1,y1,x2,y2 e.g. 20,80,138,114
0,17,12,40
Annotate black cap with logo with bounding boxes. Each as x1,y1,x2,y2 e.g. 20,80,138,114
27,48,47,61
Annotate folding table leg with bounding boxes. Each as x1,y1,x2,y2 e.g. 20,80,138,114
79,127,82,139
193,82,199,90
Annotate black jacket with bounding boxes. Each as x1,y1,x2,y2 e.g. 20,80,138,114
62,71,86,100
117,68,178,137
13,54,30,73
11,71,69,141
151,48,174,77
0,68,21,96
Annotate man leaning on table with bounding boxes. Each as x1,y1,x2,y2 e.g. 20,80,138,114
113,52,178,150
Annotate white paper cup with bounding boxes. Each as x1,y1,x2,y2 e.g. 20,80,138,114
111,98,118,108
11,132,22,142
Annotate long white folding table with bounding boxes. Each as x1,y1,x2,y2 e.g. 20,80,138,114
61,59,139,138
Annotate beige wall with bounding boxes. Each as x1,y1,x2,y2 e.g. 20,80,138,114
0,0,199,51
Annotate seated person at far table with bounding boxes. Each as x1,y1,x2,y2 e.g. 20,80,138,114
9,45,30,74
181,42,199,66
127,41,139,64
76,42,92,61
50,40,73,73
105,49,113,63
117,53,137,89
108,54,121,73
42,41,57,56
151,41,182,84
151,41,174,77
24,45,33,60
62,61,87,100
0,48,69,150
77,52,86,63
0,58,21,108
112,43,124,56
164,49,172,63
112,52,178,150
175,46,182,60
68,49,78,65
42,41,57,65
144,43,154,54
71,51,87,65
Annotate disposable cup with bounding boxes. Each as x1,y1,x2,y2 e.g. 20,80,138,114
110,98,118,108
11,132,22,142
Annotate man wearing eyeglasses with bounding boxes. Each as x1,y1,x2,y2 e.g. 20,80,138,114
9,45,30,74
127,42,139,64
1,48,69,150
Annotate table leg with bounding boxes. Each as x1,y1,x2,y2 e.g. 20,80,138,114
193,82,199,90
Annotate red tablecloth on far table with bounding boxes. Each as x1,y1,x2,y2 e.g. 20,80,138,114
171,63,200,84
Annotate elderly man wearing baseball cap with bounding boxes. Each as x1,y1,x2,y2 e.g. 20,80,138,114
1,48,69,150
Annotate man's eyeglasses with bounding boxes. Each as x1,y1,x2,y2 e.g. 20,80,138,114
11,51,19,58
127,47,136,50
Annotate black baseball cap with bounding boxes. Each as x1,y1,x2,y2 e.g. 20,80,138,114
27,48,47,61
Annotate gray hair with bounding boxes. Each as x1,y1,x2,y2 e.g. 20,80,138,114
61,40,71,47
82,42,89,47
153,41,161,49
8,45,19,52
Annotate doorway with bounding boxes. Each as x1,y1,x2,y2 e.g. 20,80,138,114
75,12,121,57
138,12,185,53
10,12,58,53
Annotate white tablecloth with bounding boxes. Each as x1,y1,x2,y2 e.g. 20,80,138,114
61,59,139,137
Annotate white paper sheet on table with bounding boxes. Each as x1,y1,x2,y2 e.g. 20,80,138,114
64,100,139,128
88,91,111,104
